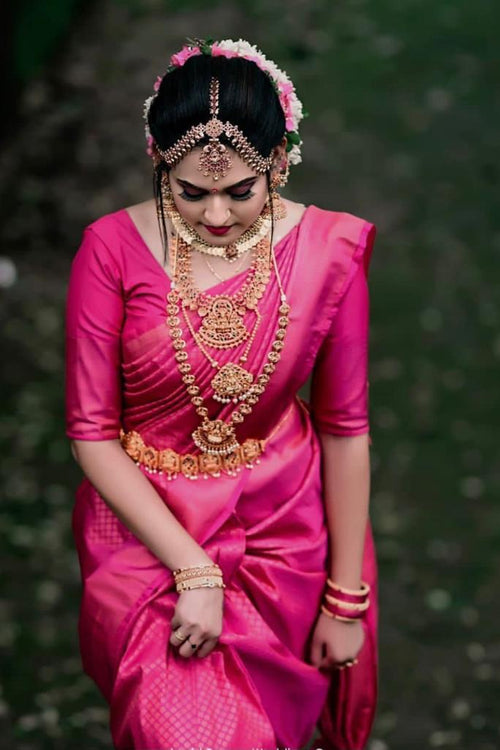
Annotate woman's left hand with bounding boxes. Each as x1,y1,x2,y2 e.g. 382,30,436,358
309,613,365,671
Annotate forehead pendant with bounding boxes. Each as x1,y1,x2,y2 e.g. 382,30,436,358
153,75,274,178
198,78,231,181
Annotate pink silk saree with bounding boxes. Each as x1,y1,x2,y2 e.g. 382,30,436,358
65,204,378,750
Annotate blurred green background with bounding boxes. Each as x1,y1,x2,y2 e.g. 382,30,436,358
1,1,499,748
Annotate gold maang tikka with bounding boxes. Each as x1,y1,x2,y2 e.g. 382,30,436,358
155,77,274,180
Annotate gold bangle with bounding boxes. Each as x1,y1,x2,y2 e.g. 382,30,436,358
173,565,222,582
176,575,223,585
325,594,370,611
326,579,370,597
176,577,226,592
173,563,222,574
320,605,359,623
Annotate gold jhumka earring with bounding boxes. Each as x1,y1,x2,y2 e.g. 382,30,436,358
268,158,289,220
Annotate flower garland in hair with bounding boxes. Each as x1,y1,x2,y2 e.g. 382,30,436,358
143,38,304,166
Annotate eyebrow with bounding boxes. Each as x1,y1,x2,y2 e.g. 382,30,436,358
176,176,258,191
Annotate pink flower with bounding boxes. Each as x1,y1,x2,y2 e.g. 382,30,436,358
170,45,201,67
153,75,163,92
278,81,294,96
211,44,238,59
146,134,154,156
279,94,295,130
242,54,265,71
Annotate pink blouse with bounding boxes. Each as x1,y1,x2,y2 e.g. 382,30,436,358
65,205,374,445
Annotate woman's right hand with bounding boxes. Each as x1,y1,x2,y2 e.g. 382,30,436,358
169,587,224,659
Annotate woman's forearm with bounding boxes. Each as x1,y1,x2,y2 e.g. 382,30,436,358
319,432,371,589
71,439,213,571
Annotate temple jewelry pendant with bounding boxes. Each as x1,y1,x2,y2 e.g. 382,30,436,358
192,419,239,455
198,297,249,349
199,138,232,181
211,363,254,403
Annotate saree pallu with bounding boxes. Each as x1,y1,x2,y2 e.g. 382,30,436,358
65,205,378,750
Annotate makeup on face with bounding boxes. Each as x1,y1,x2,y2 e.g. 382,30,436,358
168,149,271,241
204,226,232,235
175,176,259,202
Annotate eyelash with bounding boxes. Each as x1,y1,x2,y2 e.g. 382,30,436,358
179,189,255,202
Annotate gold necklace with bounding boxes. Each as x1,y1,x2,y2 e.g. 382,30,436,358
175,235,271,349
166,235,290,456
181,303,262,403
174,235,269,403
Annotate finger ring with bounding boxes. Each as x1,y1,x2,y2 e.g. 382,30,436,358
335,657,358,669
190,642,198,650
174,630,186,643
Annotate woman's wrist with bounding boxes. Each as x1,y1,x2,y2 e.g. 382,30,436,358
172,562,225,593
320,577,371,623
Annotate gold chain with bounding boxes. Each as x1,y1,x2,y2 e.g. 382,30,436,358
167,233,290,454
203,252,249,282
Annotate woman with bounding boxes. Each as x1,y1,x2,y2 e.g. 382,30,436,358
65,39,378,750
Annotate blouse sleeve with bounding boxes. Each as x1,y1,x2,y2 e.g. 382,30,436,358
65,227,124,441
310,225,375,437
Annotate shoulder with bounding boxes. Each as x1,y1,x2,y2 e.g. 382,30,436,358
71,208,133,282
301,204,377,276
74,203,144,266
83,206,132,249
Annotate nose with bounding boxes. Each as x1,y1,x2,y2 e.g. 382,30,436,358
203,195,231,226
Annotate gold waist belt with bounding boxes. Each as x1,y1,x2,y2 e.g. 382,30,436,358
119,400,297,481
120,429,265,480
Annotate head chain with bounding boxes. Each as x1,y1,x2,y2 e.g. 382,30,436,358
154,77,274,180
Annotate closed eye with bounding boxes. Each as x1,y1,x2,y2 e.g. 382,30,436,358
179,187,255,202
179,187,204,200
228,188,254,201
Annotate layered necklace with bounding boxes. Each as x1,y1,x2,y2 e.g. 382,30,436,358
164,203,290,458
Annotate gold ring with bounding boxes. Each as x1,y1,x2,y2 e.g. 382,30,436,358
335,657,358,669
174,630,186,642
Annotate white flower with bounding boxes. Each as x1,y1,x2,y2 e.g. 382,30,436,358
143,94,156,121
288,145,302,165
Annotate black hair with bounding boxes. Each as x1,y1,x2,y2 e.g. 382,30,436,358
148,54,285,264
148,54,286,157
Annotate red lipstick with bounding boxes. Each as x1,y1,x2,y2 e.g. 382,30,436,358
204,225,231,236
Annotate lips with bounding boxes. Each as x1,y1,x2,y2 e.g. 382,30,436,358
204,225,232,236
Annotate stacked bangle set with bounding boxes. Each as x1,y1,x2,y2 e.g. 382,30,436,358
173,564,226,593
321,579,371,623
173,565,370,625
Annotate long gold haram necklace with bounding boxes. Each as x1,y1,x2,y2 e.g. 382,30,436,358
166,235,290,457
174,234,272,404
